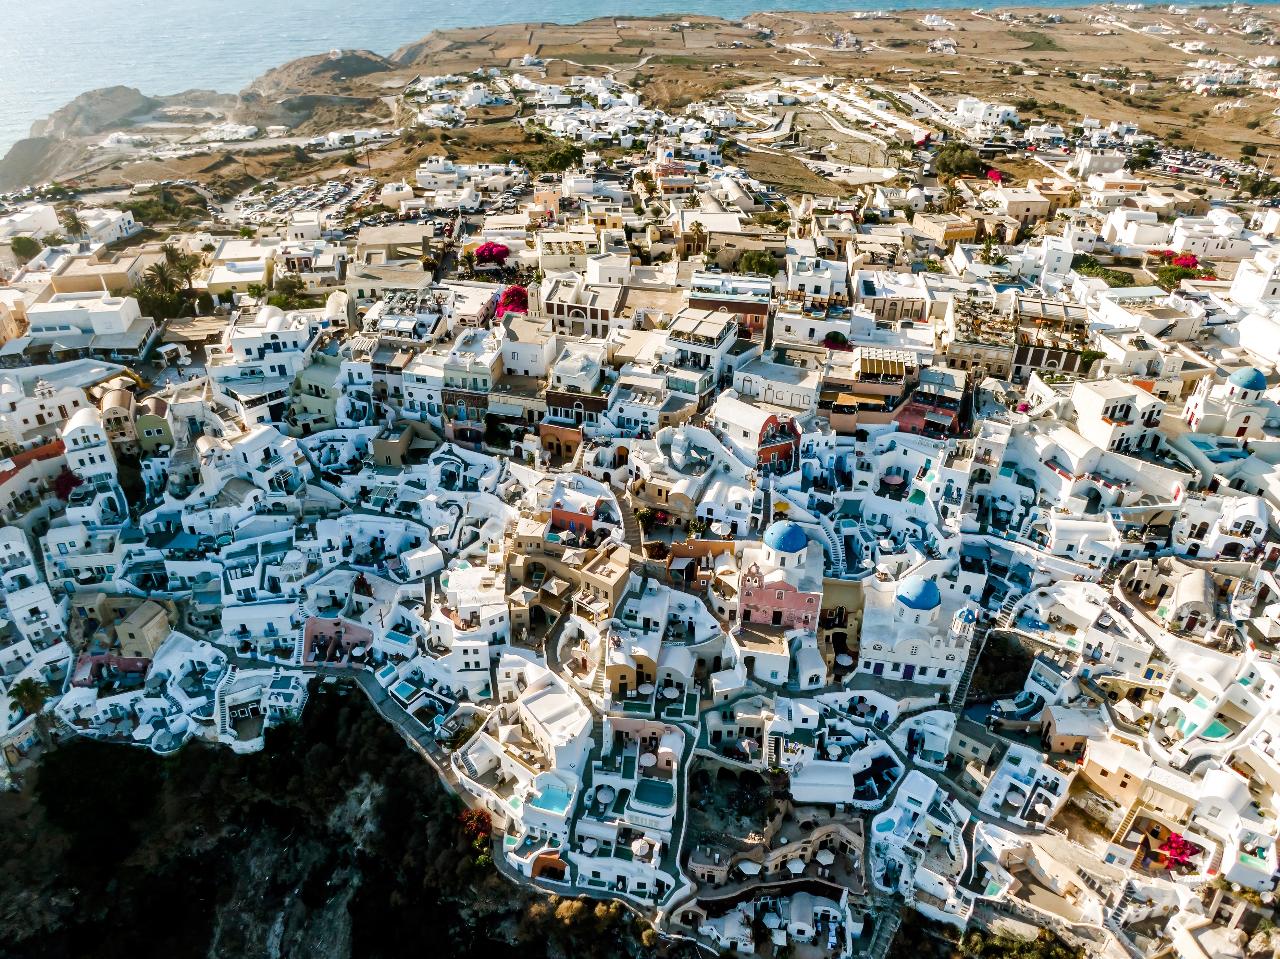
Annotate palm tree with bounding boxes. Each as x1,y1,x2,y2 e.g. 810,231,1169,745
144,261,181,297
163,244,200,293
9,678,50,718
942,184,963,214
979,236,1007,267
460,250,477,276
60,208,87,242
10,677,55,748
687,221,707,256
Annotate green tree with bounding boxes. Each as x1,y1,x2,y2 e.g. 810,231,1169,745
145,262,181,298
267,274,313,310
737,249,776,276
935,142,985,177
942,183,963,213
9,235,41,262
162,244,201,294
978,236,1008,266
460,250,477,276
9,677,50,718
1128,145,1155,171
59,208,87,241
686,221,707,255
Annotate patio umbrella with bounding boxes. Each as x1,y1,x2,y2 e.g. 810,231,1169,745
631,838,651,857
597,785,616,805
639,752,657,768
582,837,599,854
762,912,781,929
836,654,853,667
737,860,762,876
663,686,680,699
815,849,836,866
787,858,806,875
638,683,655,695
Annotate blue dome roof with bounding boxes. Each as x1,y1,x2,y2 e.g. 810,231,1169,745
896,575,941,611
763,520,808,554
1229,367,1267,391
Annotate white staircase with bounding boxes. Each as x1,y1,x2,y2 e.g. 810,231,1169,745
950,622,988,715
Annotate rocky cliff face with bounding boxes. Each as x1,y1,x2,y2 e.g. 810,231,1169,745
0,49,393,190
0,685,656,959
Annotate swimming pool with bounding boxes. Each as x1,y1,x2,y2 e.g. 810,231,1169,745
1201,719,1232,740
873,816,895,834
392,680,419,701
529,783,573,814
633,778,675,808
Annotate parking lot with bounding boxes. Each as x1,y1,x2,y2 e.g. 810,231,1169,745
224,175,379,226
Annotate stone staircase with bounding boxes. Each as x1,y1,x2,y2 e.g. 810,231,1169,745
818,515,847,576
949,622,988,716
1110,804,1140,846
864,908,902,959
215,664,238,737
1107,878,1138,925
621,501,644,553
995,592,1021,630
160,688,184,716
591,640,608,697
458,751,480,780
292,626,306,665
1206,842,1224,876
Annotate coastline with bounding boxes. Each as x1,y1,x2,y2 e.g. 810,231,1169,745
6,0,1280,158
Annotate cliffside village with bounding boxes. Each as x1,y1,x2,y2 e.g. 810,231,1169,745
3,56,1280,959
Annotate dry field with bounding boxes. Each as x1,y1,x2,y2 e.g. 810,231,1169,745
64,7,1279,196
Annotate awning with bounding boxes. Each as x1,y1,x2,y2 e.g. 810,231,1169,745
837,392,887,407
857,356,905,377
669,557,694,571
541,576,572,597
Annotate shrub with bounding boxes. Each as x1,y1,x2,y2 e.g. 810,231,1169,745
9,235,41,262
935,142,985,177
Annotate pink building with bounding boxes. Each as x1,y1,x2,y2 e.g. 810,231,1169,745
739,521,822,629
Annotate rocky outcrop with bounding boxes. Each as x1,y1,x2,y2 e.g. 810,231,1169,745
29,85,159,139
242,50,394,100
0,137,88,190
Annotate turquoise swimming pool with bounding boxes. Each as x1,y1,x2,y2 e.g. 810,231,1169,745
530,783,573,814
1201,719,1232,740
873,817,895,834
392,680,419,701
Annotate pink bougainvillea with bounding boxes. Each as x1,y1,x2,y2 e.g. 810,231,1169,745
475,241,510,265
987,169,1003,183
1152,250,1200,269
496,285,529,318
1159,833,1198,869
